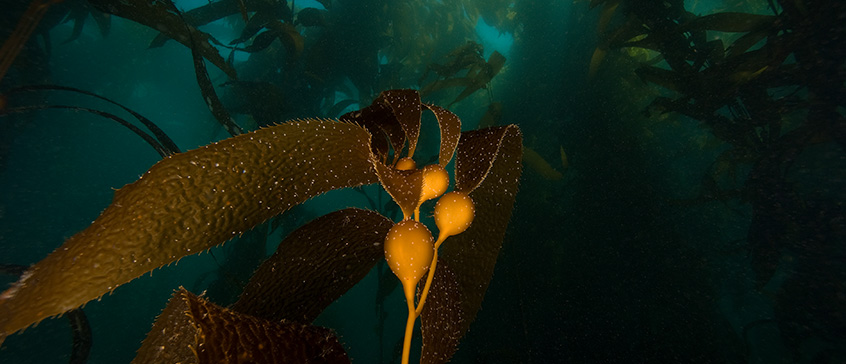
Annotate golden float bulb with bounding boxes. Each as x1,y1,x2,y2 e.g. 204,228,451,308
384,220,434,285
419,164,449,203
395,157,417,171
434,191,475,238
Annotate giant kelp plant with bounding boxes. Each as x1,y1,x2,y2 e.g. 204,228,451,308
0,89,523,362
590,0,846,360
0,1,521,362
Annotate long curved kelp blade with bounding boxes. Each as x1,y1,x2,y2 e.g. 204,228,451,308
341,89,421,164
420,124,523,363
232,208,393,323
5,84,181,155
134,288,349,364
380,89,423,158
0,119,377,342
422,103,461,166
2,105,173,158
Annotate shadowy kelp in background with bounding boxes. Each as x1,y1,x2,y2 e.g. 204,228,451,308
588,0,846,361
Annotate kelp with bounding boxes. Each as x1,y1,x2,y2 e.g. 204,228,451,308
60,0,111,44
231,208,394,323
0,264,92,364
2,104,177,157
0,89,523,363
179,4,244,137
419,124,522,363
0,119,377,343
86,0,236,78
1,84,180,157
134,288,348,364
421,49,507,107
589,0,846,359
0,0,59,83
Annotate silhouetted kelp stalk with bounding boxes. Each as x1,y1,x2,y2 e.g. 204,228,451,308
0,89,523,363
419,41,507,107
0,0,61,83
0,84,180,157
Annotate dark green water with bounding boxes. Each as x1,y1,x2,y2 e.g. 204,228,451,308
1,0,844,363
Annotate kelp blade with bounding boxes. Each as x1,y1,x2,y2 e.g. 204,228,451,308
0,119,376,341
232,208,393,323
421,125,523,363
133,288,349,363
378,89,423,157
422,103,462,166
419,259,463,364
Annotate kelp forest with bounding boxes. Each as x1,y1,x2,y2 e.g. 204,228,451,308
0,0,844,363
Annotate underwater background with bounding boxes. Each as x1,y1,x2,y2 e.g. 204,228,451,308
1,0,844,362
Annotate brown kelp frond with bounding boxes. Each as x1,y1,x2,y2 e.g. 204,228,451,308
419,259,463,364
371,157,424,219
441,124,522,334
423,103,461,166
342,89,423,163
342,89,462,167
0,119,377,339
3,84,180,155
0,264,92,363
134,288,349,364
86,0,236,78
454,125,522,194
341,94,406,163
232,208,393,323
340,89,463,219
379,89,423,158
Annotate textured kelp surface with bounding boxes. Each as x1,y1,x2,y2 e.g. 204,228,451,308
420,125,523,363
232,208,394,323
133,288,349,364
0,119,376,342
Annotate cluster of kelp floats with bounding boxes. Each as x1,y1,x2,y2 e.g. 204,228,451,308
590,0,845,360
0,89,523,363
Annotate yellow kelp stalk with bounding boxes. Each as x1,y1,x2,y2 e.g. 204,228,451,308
382,169,476,364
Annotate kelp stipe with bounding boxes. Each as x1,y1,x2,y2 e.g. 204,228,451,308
0,90,522,363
